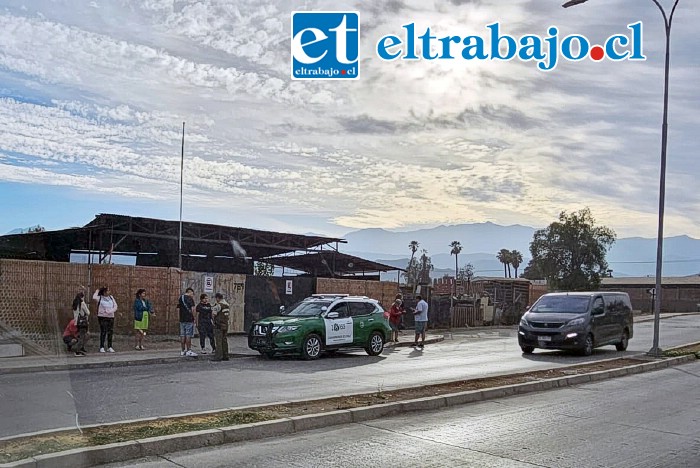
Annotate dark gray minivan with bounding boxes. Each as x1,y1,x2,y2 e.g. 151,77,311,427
518,292,634,356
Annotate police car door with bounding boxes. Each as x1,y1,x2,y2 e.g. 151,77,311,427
324,301,353,346
348,301,374,345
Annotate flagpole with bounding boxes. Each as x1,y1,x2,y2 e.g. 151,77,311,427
179,121,185,270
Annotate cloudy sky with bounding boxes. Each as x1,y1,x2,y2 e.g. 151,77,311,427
0,0,698,239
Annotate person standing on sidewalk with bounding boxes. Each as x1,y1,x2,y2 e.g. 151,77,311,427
72,290,90,354
388,299,405,342
178,288,197,357
94,287,118,353
196,293,216,354
412,295,429,349
133,289,154,350
395,293,406,331
211,293,230,361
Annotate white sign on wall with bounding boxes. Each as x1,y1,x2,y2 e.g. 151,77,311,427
285,279,293,295
204,276,214,293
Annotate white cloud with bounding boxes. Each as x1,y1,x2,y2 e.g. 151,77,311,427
0,0,698,239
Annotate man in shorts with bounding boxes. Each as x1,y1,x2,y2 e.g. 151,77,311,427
412,295,429,349
178,288,197,357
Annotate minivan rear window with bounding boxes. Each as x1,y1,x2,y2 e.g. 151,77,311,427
530,295,591,314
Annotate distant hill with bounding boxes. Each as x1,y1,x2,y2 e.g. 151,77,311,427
343,223,700,278
343,223,533,256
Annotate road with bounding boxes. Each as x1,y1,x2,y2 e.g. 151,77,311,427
102,359,700,468
1,315,698,438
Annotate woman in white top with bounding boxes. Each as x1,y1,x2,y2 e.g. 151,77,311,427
94,287,118,353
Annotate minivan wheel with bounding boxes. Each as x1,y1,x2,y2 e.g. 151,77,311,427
365,331,384,356
521,346,535,354
615,330,629,351
301,334,322,360
581,334,594,356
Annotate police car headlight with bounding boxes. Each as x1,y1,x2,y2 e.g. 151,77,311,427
275,325,300,333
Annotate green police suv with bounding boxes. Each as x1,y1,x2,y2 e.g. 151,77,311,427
248,294,391,360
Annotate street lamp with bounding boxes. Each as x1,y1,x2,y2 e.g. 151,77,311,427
563,0,681,357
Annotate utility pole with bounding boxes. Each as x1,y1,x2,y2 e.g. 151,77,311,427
179,121,185,270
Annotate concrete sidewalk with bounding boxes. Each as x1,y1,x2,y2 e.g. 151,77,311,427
0,333,444,375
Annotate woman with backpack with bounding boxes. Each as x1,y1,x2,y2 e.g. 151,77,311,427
72,290,90,355
94,287,118,353
133,288,154,350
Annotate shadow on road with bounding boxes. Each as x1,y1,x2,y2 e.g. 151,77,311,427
242,351,388,374
519,347,630,364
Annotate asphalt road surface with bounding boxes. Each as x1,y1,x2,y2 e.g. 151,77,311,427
102,360,700,468
1,315,698,438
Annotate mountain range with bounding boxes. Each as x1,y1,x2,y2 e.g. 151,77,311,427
341,223,700,279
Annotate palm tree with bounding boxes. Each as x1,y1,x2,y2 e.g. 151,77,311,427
496,249,510,278
449,241,462,295
510,250,523,278
407,241,420,286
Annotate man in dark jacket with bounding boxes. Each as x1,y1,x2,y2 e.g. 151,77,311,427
196,293,216,354
211,293,230,361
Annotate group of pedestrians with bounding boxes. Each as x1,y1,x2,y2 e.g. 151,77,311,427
386,293,429,349
62,286,231,360
63,286,151,355
176,288,230,361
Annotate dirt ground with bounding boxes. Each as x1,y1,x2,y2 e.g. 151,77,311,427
3,354,688,463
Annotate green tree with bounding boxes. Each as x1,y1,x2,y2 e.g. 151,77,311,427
417,249,434,284
510,250,523,278
457,263,474,294
522,208,616,290
457,263,474,282
402,257,419,286
521,261,546,280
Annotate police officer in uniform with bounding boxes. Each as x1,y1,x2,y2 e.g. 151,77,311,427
211,292,230,361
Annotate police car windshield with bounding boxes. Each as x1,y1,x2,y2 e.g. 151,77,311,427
283,300,332,317
530,295,590,314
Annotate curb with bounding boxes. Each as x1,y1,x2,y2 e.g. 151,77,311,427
2,352,696,468
0,353,254,376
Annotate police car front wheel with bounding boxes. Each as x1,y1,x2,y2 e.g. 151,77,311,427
301,334,322,360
